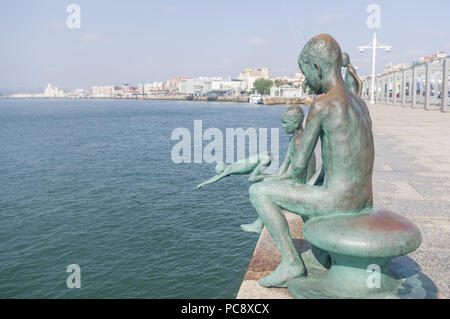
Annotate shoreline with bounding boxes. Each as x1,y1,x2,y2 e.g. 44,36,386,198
4,95,312,106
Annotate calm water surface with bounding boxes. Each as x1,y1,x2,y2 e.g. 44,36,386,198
0,99,295,298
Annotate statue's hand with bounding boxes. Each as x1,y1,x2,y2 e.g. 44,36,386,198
196,183,205,189
265,173,290,182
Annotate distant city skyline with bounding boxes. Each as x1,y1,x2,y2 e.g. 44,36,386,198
1,0,449,93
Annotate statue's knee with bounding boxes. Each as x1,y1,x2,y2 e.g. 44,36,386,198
250,183,271,200
249,183,258,196
249,183,263,198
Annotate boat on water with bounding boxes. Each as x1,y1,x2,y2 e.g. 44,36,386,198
249,93,262,104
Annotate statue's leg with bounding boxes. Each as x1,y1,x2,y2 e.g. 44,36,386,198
241,154,272,232
249,180,332,287
248,153,272,182
220,155,262,176
240,153,270,233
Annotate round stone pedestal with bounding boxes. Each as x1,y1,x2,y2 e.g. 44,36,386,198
288,208,435,299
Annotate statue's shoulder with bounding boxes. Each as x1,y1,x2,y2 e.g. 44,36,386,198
314,93,339,107
308,95,334,118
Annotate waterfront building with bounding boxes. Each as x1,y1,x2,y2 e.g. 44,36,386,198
210,78,244,95
92,85,114,98
137,82,168,97
10,84,68,98
113,86,122,98
383,62,411,73
238,68,270,91
245,76,260,92
179,77,244,96
66,88,87,99
165,77,188,95
292,71,305,84
360,49,449,109
270,84,304,98
44,84,65,98
179,77,212,96
419,51,447,64
271,71,305,86
110,84,142,99
122,83,130,94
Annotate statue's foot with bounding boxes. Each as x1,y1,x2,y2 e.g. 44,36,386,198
259,262,305,288
240,219,264,233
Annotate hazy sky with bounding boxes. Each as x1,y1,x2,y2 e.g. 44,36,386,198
1,0,449,92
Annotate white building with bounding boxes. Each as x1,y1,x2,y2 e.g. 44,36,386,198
383,62,411,74
271,71,305,86
67,88,87,99
179,77,212,95
165,77,188,95
270,84,304,98
210,78,244,95
179,77,243,96
238,68,270,91
92,85,114,98
137,82,168,97
44,84,65,98
292,71,305,84
419,51,447,64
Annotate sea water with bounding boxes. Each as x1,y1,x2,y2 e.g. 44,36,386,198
0,98,295,298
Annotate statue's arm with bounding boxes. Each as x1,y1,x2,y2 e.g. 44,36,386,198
276,147,291,176
292,104,323,183
196,173,228,189
349,65,363,97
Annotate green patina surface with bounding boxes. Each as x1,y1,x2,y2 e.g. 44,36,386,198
303,208,422,258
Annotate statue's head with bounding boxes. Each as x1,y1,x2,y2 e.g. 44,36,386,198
281,105,304,134
215,162,227,174
342,52,350,68
298,34,342,94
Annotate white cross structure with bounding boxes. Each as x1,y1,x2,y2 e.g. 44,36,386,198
358,32,392,104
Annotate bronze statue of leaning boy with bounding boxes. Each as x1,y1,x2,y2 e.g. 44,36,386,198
196,105,317,233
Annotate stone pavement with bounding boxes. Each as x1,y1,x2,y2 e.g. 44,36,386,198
237,104,450,299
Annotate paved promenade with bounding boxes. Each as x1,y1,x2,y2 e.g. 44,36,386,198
237,103,450,299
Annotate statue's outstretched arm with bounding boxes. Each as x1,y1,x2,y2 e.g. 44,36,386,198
196,173,227,189
293,105,323,183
